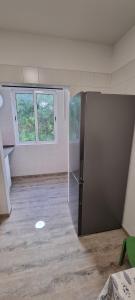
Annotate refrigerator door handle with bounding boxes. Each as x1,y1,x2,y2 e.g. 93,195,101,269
79,178,84,184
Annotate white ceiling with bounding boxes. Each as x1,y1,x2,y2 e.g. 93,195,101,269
0,0,135,45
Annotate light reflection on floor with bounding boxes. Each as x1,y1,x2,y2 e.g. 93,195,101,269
35,220,46,229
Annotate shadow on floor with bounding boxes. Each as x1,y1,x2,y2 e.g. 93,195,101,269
78,229,129,281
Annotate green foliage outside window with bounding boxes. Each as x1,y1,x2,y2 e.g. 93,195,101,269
16,92,55,143
16,93,35,142
37,93,54,141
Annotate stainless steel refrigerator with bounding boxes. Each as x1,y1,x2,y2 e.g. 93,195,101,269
69,92,135,236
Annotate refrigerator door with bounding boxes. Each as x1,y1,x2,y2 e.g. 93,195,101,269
69,93,85,235
81,92,135,235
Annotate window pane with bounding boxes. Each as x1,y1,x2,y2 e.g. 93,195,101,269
36,93,55,141
16,93,36,142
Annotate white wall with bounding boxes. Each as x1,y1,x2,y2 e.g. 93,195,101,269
0,30,112,73
0,30,112,95
112,25,135,72
0,30,112,92
0,30,112,96
111,27,135,235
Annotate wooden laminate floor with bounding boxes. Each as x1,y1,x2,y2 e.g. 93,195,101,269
0,174,128,300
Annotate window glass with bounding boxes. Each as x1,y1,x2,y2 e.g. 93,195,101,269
16,93,36,142
36,93,55,141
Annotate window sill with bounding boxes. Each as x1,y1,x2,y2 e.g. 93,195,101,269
16,141,57,146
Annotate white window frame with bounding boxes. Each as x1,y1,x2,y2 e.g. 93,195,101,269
13,88,57,145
